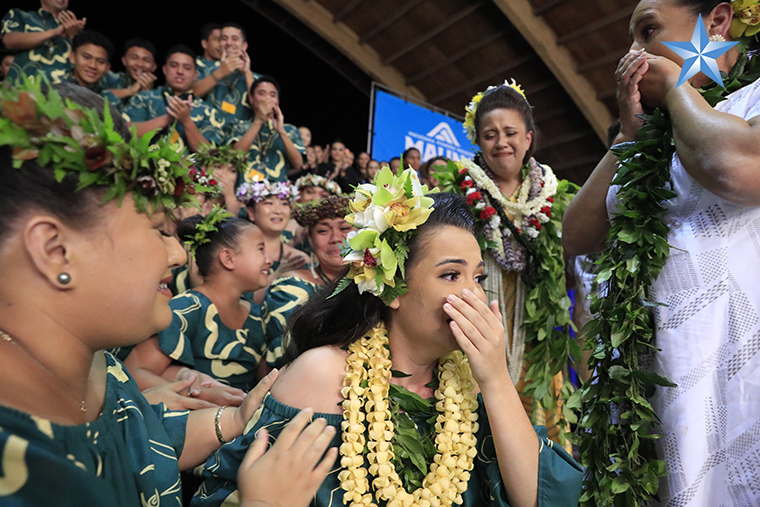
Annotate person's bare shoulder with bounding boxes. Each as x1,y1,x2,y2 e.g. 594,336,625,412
270,345,347,415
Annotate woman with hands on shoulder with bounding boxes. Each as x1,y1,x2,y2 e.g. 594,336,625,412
564,1,760,505
191,170,582,507
0,82,335,507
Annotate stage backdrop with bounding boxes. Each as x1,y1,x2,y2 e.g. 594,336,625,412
370,88,475,164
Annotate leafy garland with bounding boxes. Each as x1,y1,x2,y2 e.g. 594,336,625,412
193,142,248,174
435,157,579,438
183,205,234,256
571,50,760,507
0,77,206,212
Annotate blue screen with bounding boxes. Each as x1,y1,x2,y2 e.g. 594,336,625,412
371,89,475,163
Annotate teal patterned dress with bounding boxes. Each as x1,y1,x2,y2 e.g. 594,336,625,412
262,276,321,368
191,394,583,507
157,290,268,391
195,61,260,122
0,353,188,506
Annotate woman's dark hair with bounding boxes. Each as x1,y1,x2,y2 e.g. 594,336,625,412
474,85,539,164
177,215,253,277
402,147,420,160
285,192,476,361
0,83,130,246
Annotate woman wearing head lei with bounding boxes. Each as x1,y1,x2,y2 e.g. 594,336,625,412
191,167,583,507
0,81,336,506
124,207,275,397
193,143,249,217
294,173,343,203
564,1,760,505
262,195,353,368
435,80,577,450
236,179,309,304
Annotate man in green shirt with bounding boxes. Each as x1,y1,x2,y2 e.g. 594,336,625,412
227,75,305,183
101,38,157,105
1,0,85,83
63,30,120,106
195,23,222,81
122,44,226,153
193,22,260,121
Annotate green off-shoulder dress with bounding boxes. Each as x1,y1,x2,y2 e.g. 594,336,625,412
0,353,188,506
262,276,321,368
158,290,268,391
191,394,583,507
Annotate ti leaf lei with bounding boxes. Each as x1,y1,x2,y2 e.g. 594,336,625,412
435,158,579,439
571,51,760,507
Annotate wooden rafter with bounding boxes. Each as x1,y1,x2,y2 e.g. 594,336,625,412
430,54,535,103
358,0,427,44
551,155,602,172
533,0,568,16
384,0,488,65
268,0,425,99
577,49,627,73
405,29,510,86
540,130,593,149
333,0,366,23
556,5,635,45
491,0,613,143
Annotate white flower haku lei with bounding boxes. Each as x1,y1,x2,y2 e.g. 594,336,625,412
339,324,479,507
294,173,343,196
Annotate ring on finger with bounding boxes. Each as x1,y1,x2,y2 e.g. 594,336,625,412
616,76,622,82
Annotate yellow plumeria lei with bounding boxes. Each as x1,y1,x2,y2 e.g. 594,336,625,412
339,324,479,507
463,79,528,145
730,0,760,38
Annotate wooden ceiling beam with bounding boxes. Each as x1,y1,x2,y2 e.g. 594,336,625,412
406,29,509,86
540,130,593,149
533,0,568,16
267,0,425,100
534,104,574,122
333,0,366,23
556,5,635,45
577,49,627,73
491,0,613,143
430,54,535,104
358,0,427,44
384,0,488,65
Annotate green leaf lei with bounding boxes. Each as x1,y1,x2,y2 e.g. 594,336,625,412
435,159,579,439
193,142,248,174
183,205,234,257
0,77,207,212
573,51,760,507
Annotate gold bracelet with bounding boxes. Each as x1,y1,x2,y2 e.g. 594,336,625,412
215,406,228,444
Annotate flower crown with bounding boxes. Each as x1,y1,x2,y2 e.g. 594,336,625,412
292,194,350,228
183,205,233,256
463,79,529,145
332,166,436,304
236,180,299,205
294,173,342,197
193,143,248,174
0,78,205,211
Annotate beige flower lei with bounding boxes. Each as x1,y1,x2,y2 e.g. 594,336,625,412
338,324,479,507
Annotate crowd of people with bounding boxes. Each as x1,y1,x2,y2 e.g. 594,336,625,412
1,0,759,507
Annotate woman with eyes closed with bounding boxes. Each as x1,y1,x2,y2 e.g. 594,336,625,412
436,82,577,451
191,183,582,507
563,1,760,505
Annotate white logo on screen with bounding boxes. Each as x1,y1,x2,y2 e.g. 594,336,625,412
405,122,472,162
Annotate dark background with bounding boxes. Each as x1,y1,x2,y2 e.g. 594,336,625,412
9,0,372,153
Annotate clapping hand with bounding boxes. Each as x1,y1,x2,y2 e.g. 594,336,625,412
167,95,194,124
219,49,244,78
56,10,86,39
615,49,649,141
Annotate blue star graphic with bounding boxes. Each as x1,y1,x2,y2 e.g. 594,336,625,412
662,14,738,88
